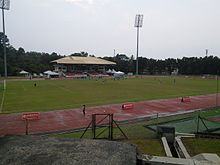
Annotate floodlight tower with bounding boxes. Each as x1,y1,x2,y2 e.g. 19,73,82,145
0,0,10,80
134,14,143,75
205,49,208,56
216,73,219,107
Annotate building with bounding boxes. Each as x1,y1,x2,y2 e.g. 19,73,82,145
51,56,116,74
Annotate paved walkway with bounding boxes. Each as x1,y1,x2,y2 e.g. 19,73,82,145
0,94,219,136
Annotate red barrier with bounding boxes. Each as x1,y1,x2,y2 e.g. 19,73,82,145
22,112,40,120
181,96,191,103
122,103,134,110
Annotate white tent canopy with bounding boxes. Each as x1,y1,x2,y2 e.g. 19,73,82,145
115,71,124,74
19,70,29,74
44,70,51,74
111,69,117,74
113,71,125,78
43,70,59,76
106,69,112,74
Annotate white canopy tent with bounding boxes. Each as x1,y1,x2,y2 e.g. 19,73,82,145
19,70,29,74
111,69,117,74
43,70,59,76
106,69,112,74
113,71,125,78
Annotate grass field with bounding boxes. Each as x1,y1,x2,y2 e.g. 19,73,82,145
183,138,220,156
53,109,220,156
1,76,219,157
0,76,218,113
54,119,165,156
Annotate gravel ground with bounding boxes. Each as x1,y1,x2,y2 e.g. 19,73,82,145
0,136,137,165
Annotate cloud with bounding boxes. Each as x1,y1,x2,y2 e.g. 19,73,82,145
66,0,94,4
65,0,94,8
65,0,107,9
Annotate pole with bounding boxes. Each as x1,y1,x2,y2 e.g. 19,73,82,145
136,26,139,75
25,119,29,135
196,110,200,133
216,74,219,107
2,3,7,78
2,1,7,90
205,49,208,56
156,113,159,128
92,114,96,139
108,114,110,140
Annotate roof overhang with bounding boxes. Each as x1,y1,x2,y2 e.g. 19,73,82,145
51,56,116,65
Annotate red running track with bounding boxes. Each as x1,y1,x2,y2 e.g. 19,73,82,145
0,94,219,136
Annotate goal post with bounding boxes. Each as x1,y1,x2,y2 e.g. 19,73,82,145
81,113,128,140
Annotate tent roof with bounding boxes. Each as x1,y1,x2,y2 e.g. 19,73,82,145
19,70,29,74
51,56,116,65
106,69,112,73
44,70,59,76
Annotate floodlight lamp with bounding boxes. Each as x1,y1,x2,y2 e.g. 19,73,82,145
0,0,10,10
135,14,143,28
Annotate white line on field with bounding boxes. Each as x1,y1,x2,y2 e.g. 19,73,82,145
0,90,6,113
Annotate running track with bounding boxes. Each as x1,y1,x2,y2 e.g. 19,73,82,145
0,94,220,136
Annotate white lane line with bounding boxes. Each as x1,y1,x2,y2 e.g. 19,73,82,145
0,90,6,113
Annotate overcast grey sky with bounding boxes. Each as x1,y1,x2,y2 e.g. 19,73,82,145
1,0,220,59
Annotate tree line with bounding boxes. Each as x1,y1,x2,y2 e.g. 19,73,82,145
104,55,220,75
1,32,220,76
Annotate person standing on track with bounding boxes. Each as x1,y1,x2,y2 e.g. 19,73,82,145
83,105,86,116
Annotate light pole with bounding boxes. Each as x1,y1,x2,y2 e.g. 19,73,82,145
0,0,10,90
134,14,143,75
205,49,208,56
216,73,219,107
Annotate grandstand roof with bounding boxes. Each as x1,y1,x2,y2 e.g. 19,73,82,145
51,56,116,65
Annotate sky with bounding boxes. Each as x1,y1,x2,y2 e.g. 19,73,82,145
1,0,220,59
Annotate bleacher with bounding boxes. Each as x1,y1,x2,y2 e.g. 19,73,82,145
65,72,109,79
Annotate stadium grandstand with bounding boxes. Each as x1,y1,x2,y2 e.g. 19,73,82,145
51,56,116,78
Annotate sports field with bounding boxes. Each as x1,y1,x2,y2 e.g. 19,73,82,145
0,76,218,113
54,109,220,156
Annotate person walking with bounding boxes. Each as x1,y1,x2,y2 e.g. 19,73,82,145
83,105,86,116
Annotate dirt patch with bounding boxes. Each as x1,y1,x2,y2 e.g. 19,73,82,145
0,136,137,165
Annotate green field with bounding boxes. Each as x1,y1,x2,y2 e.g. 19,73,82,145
0,76,218,113
54,118,165,156
183,138,220,156
1,77,219,156
54,109,220,156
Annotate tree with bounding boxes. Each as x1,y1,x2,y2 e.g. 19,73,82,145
1,39,220,76
0,32,9,46
70,51,88,57
0,32,10,76
115,54,129,61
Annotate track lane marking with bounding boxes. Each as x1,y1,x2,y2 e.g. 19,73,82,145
0,90,6,113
